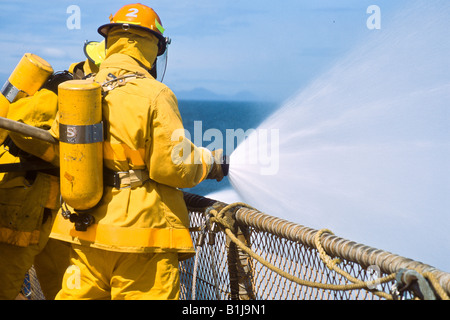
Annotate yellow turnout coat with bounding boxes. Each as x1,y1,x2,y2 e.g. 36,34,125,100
50,38,212,258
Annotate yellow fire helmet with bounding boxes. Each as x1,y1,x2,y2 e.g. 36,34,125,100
83,40,106,67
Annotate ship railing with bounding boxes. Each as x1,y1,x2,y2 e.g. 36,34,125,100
22,191,450,300
180,192,450,300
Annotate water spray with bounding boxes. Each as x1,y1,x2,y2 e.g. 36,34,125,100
221,1,450,271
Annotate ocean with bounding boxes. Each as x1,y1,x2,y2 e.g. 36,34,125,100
177,99,277,198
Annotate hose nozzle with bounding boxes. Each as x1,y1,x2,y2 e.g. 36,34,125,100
222,155,230,177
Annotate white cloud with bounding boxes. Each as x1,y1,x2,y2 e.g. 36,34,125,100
39,47,67,59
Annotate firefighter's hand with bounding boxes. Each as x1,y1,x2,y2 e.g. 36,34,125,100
206,149,229,182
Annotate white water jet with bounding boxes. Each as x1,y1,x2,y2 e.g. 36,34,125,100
227,1,450,271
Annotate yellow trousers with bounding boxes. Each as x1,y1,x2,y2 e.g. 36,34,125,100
55,244,180,300
0,209,55,300
34,238,71,299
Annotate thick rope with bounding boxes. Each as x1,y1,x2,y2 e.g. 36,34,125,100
209,202,449,300
209,203,395,294
314,229,395,300
422,272,450,300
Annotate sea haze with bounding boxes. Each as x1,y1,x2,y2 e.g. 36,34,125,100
178,99,277,197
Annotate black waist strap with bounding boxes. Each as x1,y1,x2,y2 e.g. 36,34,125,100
103,168,121,189
0,159,58,173
103,168,150,189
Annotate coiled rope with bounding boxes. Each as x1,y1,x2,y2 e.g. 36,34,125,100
207,202,449,300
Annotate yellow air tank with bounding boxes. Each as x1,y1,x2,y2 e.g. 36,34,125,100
0,53,53,143
58,80,103,211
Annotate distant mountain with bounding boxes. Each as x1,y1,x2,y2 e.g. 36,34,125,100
174,87,259,102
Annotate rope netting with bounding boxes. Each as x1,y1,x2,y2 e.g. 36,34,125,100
180,192,450,301
21,192,450,300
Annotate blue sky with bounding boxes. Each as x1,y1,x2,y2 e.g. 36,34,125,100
0,0,404,102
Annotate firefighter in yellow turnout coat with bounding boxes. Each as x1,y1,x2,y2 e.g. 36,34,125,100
0,53,100,300
0,88,60,300
51,4,226,299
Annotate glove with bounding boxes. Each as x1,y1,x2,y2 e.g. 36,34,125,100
206,149,229,182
